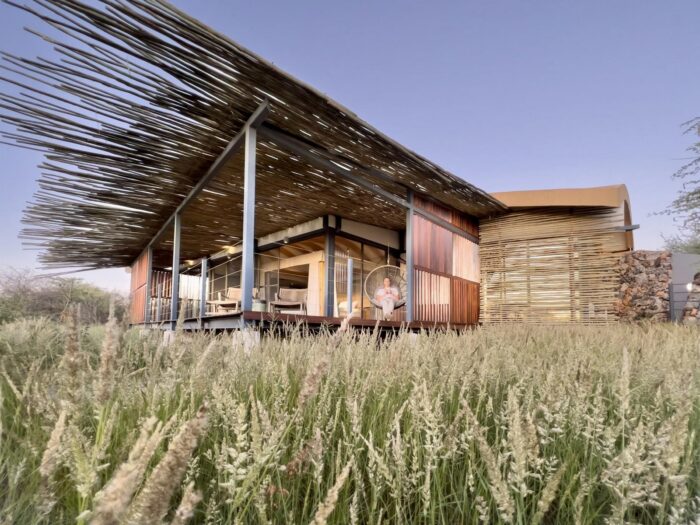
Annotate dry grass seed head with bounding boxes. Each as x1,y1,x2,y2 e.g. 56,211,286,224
95,302,119,405
170,481,203,525
126,404,209,525
311,461,352,525
91,416,169,525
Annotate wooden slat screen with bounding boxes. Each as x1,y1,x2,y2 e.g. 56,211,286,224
414,269,451,323
451,211,479,238
414,194,451,220
129,251,149,324
480,207,625,324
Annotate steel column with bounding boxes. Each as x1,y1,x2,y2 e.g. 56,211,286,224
405,190,415,322
147,101,269,249
156,283,163,323
241,127,257,312
347,256,354,316
324,227,336,317
144,245,153,323
170,213,181,328
199,257,208,319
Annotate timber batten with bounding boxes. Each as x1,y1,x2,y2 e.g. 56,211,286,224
479,206,626,324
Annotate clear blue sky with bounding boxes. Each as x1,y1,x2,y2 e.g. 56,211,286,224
0,1,697,292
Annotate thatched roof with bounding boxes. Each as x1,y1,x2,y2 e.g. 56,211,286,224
0,0,506,269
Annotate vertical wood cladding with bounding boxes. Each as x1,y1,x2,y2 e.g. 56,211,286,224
412,195,480,325
414,269,451,323
129,251,149,324
413,215,453,275
452,234,480,282
450,278,480,325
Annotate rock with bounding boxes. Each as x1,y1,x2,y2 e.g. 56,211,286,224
617,250,673,322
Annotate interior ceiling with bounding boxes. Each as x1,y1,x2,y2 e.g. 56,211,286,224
1,0,506,270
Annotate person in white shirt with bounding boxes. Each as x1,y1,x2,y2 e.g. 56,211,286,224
374,277,400,319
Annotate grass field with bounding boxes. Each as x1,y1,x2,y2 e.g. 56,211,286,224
0,317,698,524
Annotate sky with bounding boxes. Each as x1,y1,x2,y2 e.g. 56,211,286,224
0,1,698,293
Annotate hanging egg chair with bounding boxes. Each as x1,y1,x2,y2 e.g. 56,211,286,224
363,265,407,320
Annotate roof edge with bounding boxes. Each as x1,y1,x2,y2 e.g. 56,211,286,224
491,184,630,209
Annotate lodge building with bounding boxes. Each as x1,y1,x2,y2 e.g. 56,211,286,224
0,1,635,329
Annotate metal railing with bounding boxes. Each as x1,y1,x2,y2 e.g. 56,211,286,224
669,282,694,322
145,239,400,322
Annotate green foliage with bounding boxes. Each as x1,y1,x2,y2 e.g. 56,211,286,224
0,320,698,524
0,268,126,325
667,118,700,254
666,233,700,256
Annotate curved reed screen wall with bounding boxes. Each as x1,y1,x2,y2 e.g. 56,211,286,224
480,207,628,324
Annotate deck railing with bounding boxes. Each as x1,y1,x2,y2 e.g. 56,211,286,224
143,242,408,323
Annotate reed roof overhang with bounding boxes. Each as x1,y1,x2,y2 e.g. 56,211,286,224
0,0,506,270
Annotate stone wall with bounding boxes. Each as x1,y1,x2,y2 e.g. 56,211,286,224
682,272,700,324
616,250,672,322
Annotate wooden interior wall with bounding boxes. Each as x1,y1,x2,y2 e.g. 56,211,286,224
129,251,149,324
480,207,625,324
413,196,480,325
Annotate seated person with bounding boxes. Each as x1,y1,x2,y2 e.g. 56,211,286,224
374,277,400,319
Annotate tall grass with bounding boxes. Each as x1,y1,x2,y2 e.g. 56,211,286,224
0,316,698,524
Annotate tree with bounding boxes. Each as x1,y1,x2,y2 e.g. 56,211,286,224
666,118,700,253
0,268,127,324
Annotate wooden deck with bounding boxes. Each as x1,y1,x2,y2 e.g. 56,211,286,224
138,311,471,332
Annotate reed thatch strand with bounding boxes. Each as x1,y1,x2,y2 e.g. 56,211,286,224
0,0,505,269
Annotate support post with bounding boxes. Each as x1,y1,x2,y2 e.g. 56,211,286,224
347,255,354,316
324,226,336,317
144,245,153,323
199,257,208,319
147,101,270,249
241,127,256,312
156,283,163,323
405,190,415,322
170,213,181,329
